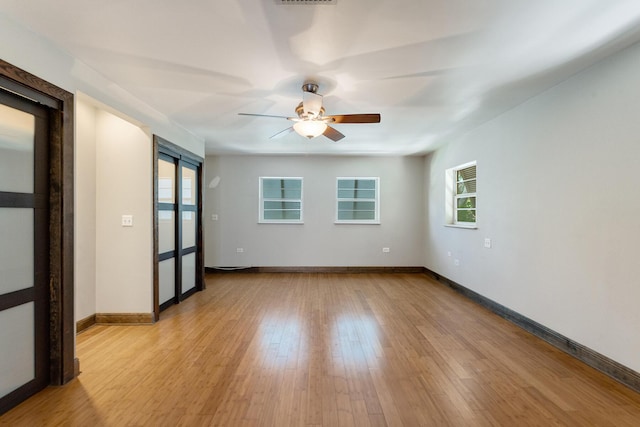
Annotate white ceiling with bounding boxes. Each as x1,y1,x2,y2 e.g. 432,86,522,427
2,0,640,155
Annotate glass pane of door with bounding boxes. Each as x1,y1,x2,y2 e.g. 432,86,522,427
181,252,196,294
158,159,175,203
182,211,196,249
0,103,34,193
182,166,196,205
0,208,33,294
158,259,175,305
158,210,175,254
0,303,35,397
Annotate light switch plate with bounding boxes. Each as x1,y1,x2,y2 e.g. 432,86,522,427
122,215,133,227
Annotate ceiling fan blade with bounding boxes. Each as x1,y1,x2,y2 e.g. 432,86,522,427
270,127,295,139
238,112,290,119
303,91,323,115
323,126,345,142
327,114,381,124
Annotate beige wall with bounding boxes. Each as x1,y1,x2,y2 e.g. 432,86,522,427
94,110,153,314
75,100,155,317
74,100,97,321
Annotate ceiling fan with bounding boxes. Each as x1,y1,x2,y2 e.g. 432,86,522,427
238,83,381,141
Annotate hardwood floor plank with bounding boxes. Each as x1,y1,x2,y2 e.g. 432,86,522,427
1,272,639,426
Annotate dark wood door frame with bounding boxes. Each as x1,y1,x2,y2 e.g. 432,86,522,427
0,60,75,387
152,135,204,320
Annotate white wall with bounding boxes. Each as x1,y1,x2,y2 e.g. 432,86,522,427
205,156,424,267
424,40,640,372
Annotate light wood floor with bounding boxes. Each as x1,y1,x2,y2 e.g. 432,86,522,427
2,273,640,426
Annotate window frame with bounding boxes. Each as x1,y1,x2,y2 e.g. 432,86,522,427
259,176,304,224
335,177,380,224
445,161,477,229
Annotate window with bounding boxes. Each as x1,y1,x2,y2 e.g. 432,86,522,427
259,177,303,223
336,177,380,224
446,162,477,227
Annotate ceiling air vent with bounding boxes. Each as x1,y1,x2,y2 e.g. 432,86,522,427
278,0,337,4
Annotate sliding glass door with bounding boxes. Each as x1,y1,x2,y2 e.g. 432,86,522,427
0,90,50,413
154,137,203,317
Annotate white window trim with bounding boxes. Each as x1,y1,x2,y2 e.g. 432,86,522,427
335,177,380,224
259,176,304,224
445,161,477,229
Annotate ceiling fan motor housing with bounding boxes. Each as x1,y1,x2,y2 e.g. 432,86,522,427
302,83,319,93
295,102,325,119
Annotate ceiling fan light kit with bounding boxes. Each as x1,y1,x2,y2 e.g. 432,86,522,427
239,83,380,142
293,120,327,139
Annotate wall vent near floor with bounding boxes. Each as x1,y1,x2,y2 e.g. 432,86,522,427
278,0,337,5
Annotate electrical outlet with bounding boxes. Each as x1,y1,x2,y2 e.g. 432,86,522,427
236,248,244,253
484,238,492,248
454,259,460,266
382,247,390,253
211,214,219,221
447,251,452,257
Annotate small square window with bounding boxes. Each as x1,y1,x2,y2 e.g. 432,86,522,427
259,177,303,223
335,177,380,224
